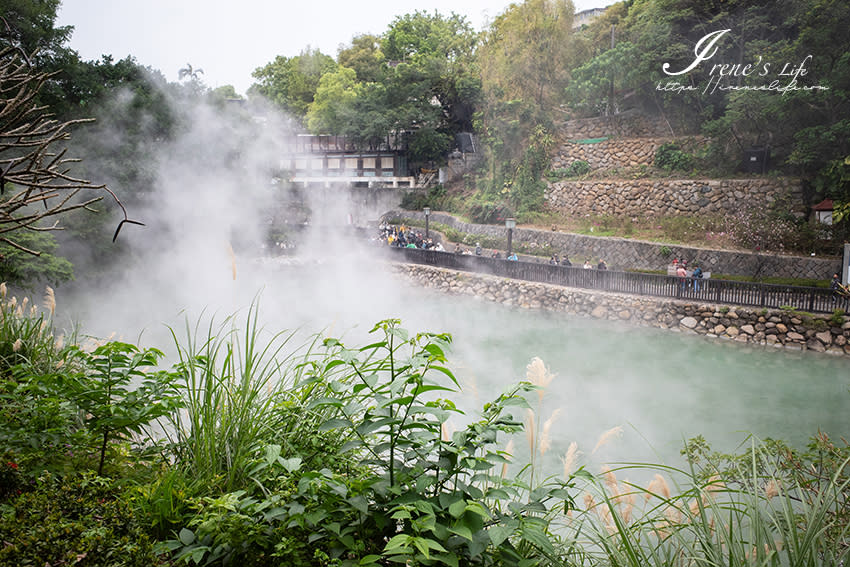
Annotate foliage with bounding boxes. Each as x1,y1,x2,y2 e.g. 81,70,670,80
161,319,579,566
0,472,163,566
654,142,693,172
400,184,448,211
251,48,338,121
0,229,73,287
337,34,385,83
63,342,179,476
569,435,850,567
160,303,340,494
0,46,141,257
306,66,361,134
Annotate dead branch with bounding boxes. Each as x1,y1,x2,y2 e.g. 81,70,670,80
0,46,144,254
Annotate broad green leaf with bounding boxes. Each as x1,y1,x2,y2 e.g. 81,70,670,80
384,534,411,552
348,495,369,514
448,525,474,541
178,527,195,546
449,499,467,518
488,525,511,547
319,417,353,431
280,457,302,473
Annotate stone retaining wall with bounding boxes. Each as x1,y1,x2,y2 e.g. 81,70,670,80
551,136,706,171
559,111,673,139
545,177,803,218
394,263,850,357
385,211,840,279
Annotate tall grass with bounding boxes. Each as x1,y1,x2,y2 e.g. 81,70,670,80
0,284,66,375
565,445,850,567
161,302,333,493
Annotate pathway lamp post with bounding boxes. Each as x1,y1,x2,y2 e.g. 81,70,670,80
506,217,516,258
424,207,430,239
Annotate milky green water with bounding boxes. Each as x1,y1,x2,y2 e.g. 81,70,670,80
406,290,850,473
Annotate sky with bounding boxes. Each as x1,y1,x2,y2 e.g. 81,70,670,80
56,0,612,96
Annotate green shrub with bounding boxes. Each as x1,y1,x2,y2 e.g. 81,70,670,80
0,473,162,566
400,184,447,211
655,142,693,171
161,320,579,566
830,309,846,327
567,159,590,176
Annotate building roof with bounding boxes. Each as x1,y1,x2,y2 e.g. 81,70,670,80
812,198,834,211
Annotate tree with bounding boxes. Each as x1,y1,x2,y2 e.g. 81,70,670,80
382,10,481,132
251,47,337,122
306,66,361,135
0,0,71,66
337,34,385,83
479,0,577,116
0,47,140,267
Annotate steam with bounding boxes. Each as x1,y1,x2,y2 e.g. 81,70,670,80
52,80,849,482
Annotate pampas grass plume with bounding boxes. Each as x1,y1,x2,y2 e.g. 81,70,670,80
44,286,56,316
764,479,779,500
646,473,671,501
593,425,623,454
561,442,579,477
526,357,554,401
12,338,22,352
602,466,619,497
539,408,561,457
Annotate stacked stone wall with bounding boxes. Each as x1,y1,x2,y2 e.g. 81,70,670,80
394,263,850,357
552,136,707,171
545,177,802,218
559,111,673,139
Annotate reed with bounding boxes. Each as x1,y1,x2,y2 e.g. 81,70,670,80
161,301,327,492
565,442,850,567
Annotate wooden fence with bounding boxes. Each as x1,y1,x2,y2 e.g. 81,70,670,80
388,247,848,314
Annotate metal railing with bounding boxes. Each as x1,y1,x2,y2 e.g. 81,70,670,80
388,247,849,314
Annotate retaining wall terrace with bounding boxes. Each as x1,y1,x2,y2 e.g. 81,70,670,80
559,111,673,139
394,263,850,357
545,177,803,218
384,211,840,280
551,136,706,172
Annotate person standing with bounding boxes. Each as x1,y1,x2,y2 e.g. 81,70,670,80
677,263,688,290
692,264,703,292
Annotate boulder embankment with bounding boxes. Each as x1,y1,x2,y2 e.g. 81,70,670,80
393,263,850,357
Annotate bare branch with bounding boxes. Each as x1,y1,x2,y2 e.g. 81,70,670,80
0,46,144,254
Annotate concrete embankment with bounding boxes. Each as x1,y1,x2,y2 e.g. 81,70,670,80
393,263,850,358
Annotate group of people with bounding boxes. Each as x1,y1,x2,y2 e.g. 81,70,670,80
546,253,608,270
673,258,704,291
378,224,444,251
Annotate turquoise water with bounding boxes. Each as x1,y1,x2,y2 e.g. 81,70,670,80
406,290,850,473
72,253,849,476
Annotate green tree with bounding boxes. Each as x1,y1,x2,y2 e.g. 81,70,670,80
251,47,337,122
0,231,73,286
382,10,481,130
306,66,361,134
479,0,577,116
0,0,71,65
337,34,385,83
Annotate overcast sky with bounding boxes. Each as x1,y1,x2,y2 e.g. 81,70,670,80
56,0,611,95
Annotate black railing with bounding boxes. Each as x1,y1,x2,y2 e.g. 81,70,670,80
388,247,849,314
